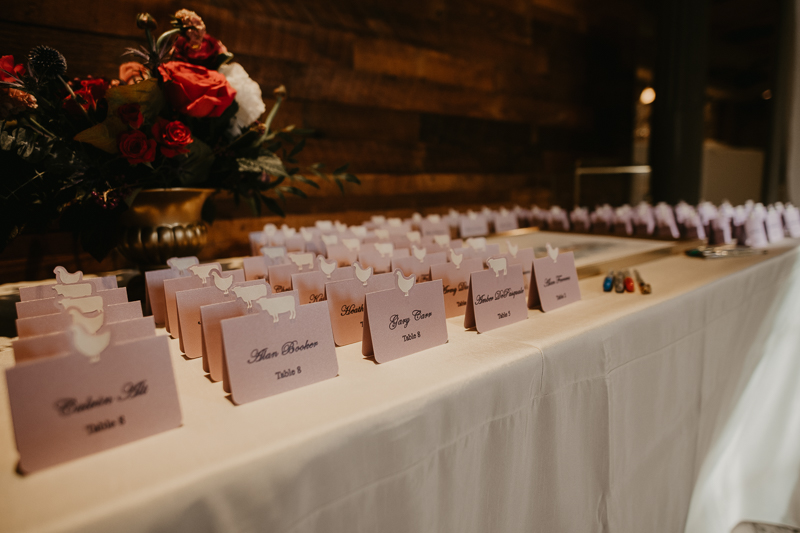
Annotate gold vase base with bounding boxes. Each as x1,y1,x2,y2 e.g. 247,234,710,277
117,222,208,268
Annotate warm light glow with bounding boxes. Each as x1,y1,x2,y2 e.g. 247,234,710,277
762,89,773,100
640,87,656,105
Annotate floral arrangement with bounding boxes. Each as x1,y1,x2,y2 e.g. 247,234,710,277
0,10,358,260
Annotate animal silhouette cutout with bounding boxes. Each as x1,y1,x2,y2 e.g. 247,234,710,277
374,243,393,257
387,218,402,227
261,246,286,260
263,223,277,236
429,214,441,223
53,266,83,285
211,270,235,294
67,308,104,334
281,226,296,238
412,245,427,262
342,238,360,251
70,324,111,363
407,231,421,243
374,229,390,240
188,264,217,284
167,256,199,274
319,257,337,278
467,211,478,220
433,234,450,247
546,243,559,262
487,257,508,277
59,295,103,315
300,227,314,242
231,284,270,310
466,237,486,251
335,221,348,232
354,263,373,286
289,253,315,271
396,270,415,297
450,249,464,269
351,226,367,238
507,241,519,257
254,295,296,323
53,283,93,298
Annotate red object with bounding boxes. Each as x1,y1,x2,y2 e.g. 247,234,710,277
118,130,156,165
624,276,635,292
151,118,193,157
158,61,236,118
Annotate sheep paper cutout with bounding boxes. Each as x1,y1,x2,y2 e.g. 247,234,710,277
487,257,508,277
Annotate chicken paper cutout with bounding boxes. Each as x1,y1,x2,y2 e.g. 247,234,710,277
361,269,448,364
291,256,354,305
325,264,396,346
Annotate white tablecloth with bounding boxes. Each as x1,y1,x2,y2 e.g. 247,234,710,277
1,243,799,533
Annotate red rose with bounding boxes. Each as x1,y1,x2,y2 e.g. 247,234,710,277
172,34,228,64
151,118,193,157
0,55,25,82
119,130,156,165
63,87,96,116
118,103,144,129
158,61,236,118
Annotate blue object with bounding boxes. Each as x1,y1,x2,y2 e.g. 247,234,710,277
603,271,614,292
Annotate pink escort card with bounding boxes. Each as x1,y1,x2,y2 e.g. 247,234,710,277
173,269,251,359
16,301,142,339
503,241,535,290
16,286,128,319
267,252,319,293
325,263,396,346
459,212,489,238
220,292,338,405
19,271,118,302
464,259,527,333
391,246,447,282
6,326,182,473
528,244,581,312
144,257,198,326
291,256,354,304
162,262,222,337
430,250,484,318
362,271,448,363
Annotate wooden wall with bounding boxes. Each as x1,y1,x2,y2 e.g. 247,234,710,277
0,0,642,280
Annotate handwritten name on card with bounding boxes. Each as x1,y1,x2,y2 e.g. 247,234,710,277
291,263,354,305
528,248,581,312
464,261,527,333
362,272,448,363
220,298,338,405
6,334,182,473
430,256,484,318
325,265,396,346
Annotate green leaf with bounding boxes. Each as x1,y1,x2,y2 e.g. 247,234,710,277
344,173,361,184
260,194,285,217
180,138,215,186
288,137,306,158
236,153,288,177
291,174,321,189
333,163,349,174
334,177,344,194
279,186,307,198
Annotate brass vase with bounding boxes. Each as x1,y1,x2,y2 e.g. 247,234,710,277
116,188,214,268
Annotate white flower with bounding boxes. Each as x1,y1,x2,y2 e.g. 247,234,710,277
219,62,266,136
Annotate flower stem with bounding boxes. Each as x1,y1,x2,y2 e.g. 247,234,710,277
57,75,94,124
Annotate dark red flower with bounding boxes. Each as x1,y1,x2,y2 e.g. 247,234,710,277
118,102,144,129
119,130,156,165
172,34,227,64
79,77,110,101
0,55,25,82
158,61,236,118
63,87,96,116
151,117,193,157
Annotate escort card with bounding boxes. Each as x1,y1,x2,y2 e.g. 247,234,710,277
174,270,251,359
16,287,129,319
420,219,449,236
199,283,273,382
785,205,800,238
464,260,527,333
493,209,519,233
765,208,785,243
391,246,447,282
220,293,338,405
19,274,118,302
162,262,221,337
6,327,182,473
291,257,354,304
326,243,360,267
744,213,769,248
144,256,198,326
325,264,396,346
267,252,319,293
430,250,484,318
362,271,448,363
459,213,489,238
503,241,535,290
13,316,156,363
528,244,581,312
16,302,143,339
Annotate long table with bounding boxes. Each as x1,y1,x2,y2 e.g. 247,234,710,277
2,241,799,533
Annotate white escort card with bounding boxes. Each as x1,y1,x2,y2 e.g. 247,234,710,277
430,249,484,318
6,326,182,473
464,258,527,333
459,212,489,238
362,271,448,363
784,204,800,238
493,208,519,233
325,263,396,346
144,257,198,326
220,292,338,405
765,208,785,243
528,244,581,312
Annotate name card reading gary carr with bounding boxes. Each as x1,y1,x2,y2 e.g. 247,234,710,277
220,292,338,405
464,259,527,333
528,246,581,312
362,271,448,363
6,334,182,473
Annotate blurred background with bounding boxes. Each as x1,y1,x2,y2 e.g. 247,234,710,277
0,0,793,276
